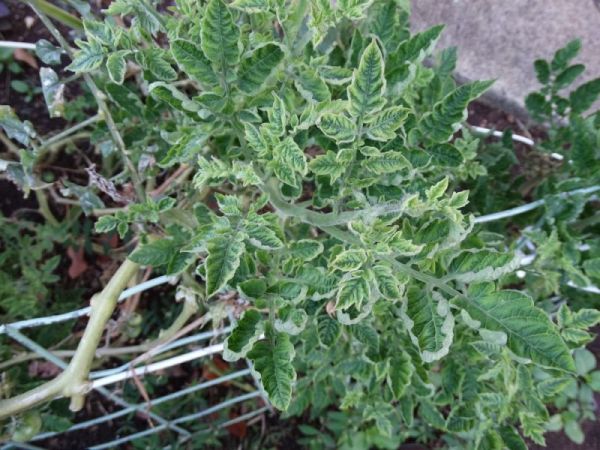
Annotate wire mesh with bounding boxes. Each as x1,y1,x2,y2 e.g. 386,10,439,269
1,127,599,448
0,278,268,449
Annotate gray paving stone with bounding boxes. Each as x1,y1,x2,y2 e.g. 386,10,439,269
411,0,600,118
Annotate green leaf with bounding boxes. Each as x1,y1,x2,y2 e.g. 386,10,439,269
571,308,600,329
309,151,347,182
372,265,402,300
294,68,331,103
364,106,409,141
205,233,245,296
273,161,298,187
245,220,283,249
336,273,370,310
564,420,584,445
331,249,367,272
499,426,527,450
238,43,284,94
317,314,341,347
318,65,353,85
387,25,444,85
447,250,519,283
248,325,296,410
129,239,179,267
418,80,494,143
67,39,104,72
0,106,35,146
401,289,454,362
569,78,600,114
275,308,308,335
554,64,584,90
230,0,270,13
318,113,357,143
387,352,413,399
348,40,386,119
525,92,550,118
141,49,177,81
362,151,409,175
201,0,240,70
289,239,324,261
35,39,62,65
243,122,269,155
106,51,127,84
268,93,287,136
425,143,464,167
224,309,263,361
455,290,575,372
277,137,307,175
534,59,550,84
40,68,64,118
171,39,218,86
551,39,581,71
419,401,446,430
536,377,572,399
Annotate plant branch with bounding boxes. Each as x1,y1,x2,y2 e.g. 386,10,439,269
27,1,146,202
260,179,468,300
38,114,100,152
0,257,139,419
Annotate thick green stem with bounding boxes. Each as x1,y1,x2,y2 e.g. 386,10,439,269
260,179,468,301
0,257,139,419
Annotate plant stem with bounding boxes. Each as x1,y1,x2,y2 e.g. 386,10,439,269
38,114,100,152
0,257,139,419
27,1,146,202
259,180,469,301
0,130,20,155
35,189,59,227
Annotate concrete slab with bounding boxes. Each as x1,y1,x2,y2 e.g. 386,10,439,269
410,0,600,118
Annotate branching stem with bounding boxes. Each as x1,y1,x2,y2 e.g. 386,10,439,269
27,1,146,202
0,257,139,419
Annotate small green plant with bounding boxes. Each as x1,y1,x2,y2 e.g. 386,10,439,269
1,1,599,449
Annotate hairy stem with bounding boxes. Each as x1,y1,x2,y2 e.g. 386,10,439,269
38,114,100,152
0,257,139,419
27,1,146,202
